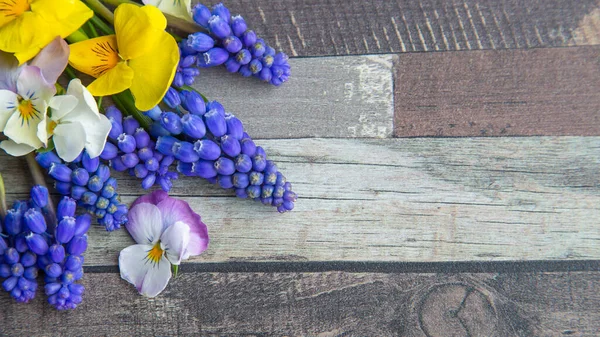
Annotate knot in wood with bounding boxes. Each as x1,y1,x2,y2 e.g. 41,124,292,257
418,283,498,337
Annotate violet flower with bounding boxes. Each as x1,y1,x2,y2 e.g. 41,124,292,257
119,191,209,297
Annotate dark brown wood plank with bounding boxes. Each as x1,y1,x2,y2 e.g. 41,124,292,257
395,46,600,136
194,0,600,56
1,271,599,336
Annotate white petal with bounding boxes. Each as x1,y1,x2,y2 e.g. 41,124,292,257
126,203,164,245
16,66,56,102
0,140,35,156
53,122,86,162
66,79,99,116
0,89,17,131
3,106,45,149
119,244,172,298
83,113,111,158
49,95,78,121
161,221,190,265
143,0,193,21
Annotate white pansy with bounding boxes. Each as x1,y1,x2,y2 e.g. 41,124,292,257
142,0,193,21
47,79,112,162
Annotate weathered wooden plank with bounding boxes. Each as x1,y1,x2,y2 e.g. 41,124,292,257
194,55,394,139
395,46,600,136
1,271,599,336
192,0,600,56
3,137,599,265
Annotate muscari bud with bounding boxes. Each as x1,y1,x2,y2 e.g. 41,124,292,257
142,173,156,189
71,168,89,186
242,30,257,47
223,35,242,53
30,185,48,208
105,106,122,123
193,160,217,178
221,135,241,157
225,114,244,140
218,175,233,189
23,208,46,234
49,163,72,182
108,117,123,140
121,153,139,169
26,233,48,255
193,139,221,160
225,57,241,73
235,49,251,65
172,141,199,163
192,4,211,27
156,136,178,156
49,244,66,264
74,214,91,237
36,151,61,169
200,47,229,67
100,142,118,160
214,157,235,175
208,15,231,39
204,109,227,137
56,216,76,244
45,263,63,278
187,32,215,52
4,209,22,236
117,134,137,153
234,154,252,173
182,114,206,139
67,235,88,255
134,128,150,149
233,172,249,189
231,15,247,37
181,90,206,116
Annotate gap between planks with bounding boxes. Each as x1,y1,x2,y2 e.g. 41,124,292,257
3,137,599,265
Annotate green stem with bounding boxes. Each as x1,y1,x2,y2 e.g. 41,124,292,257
181,85,209,103
66,29,90,43
90,15,114,35
65,66,78,81
113,91,152,129
0,173,6,218
84,0,115,25
86,20,99,38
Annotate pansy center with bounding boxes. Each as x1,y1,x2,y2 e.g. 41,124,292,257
17,97,39,125
0,0,30,25
147,242,164,264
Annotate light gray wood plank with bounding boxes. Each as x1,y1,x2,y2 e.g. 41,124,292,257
3,137,599,265
192,55,394,138
1,271,599,336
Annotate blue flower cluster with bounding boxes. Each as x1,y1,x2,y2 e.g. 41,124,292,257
0,186,88,310
41,197,89,310
101,106,179,192
148,88,297,212
179,2,291,86
36,149,128,231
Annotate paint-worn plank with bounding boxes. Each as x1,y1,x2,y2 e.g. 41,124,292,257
395,46,600,137
194,55,394,139
3,137,599,265
192,0,600,56
1,271,599,336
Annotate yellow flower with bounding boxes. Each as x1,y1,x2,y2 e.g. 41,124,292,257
0,0,92,64
68,4,179,111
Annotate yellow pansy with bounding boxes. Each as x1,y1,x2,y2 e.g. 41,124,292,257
0,0,92,64
68,4,179,111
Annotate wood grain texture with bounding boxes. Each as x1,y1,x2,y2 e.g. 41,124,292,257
3,137,599,265
395,46,600,137
1,271,599,336
194,55,394,138
194,0,600,56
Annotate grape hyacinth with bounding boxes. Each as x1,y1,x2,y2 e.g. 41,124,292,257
181,2,291,86
101,106,179,192
0,185,89,310
36,149,128,231
41,198,90,311
145,88,298,212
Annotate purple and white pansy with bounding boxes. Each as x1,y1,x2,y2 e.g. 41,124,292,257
119,190,209,297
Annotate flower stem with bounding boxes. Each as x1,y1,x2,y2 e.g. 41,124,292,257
90,15,114,35
0,173,7,218
24,153,56,225
66,29,90,44
84,0,115,25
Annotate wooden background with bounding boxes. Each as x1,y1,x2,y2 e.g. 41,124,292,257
1,0,600,335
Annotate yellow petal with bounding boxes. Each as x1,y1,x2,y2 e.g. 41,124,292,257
128,32,178,111
68,35,120,78
0,0,30,27
114,4,164,60
0,12,53,62
31,0,93,38
141,4,167,30
87,62,134,97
